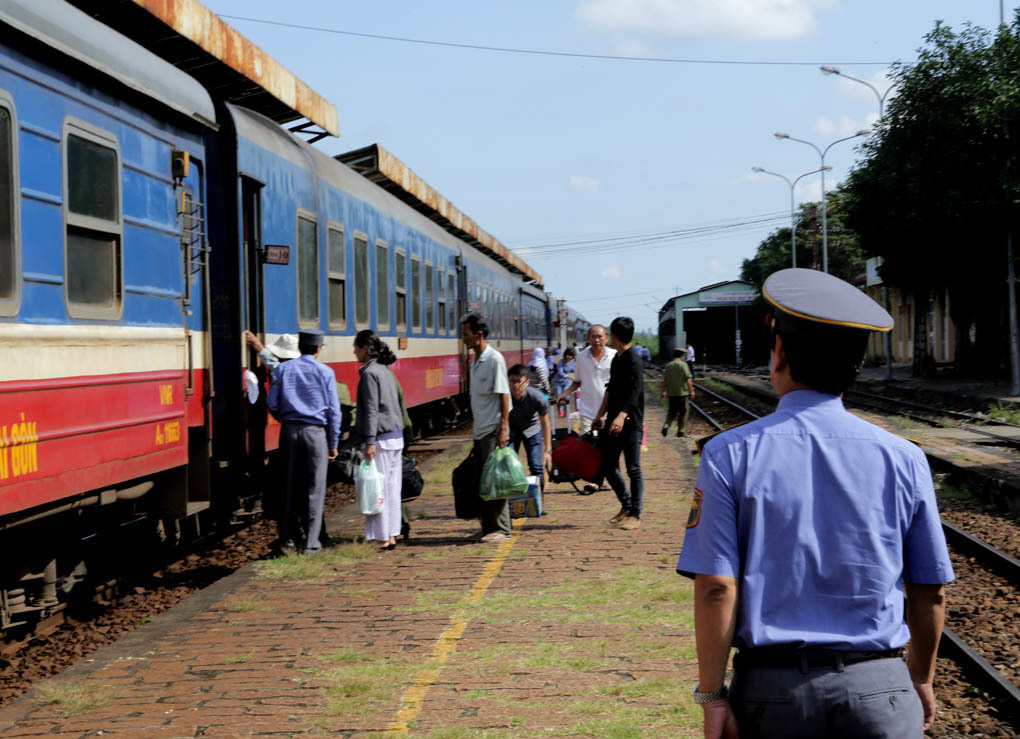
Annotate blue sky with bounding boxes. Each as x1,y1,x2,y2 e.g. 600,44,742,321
207,0,1015,332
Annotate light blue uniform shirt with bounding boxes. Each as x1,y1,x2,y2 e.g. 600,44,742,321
676,389,954,651
267,354,342,450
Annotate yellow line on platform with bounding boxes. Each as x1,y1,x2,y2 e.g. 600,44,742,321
384,521,521,736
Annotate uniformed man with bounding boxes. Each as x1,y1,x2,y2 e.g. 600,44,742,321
676,268,954,738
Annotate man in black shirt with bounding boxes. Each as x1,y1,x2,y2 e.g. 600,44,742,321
592,316,645,531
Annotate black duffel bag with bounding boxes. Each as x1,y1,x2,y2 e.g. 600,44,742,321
401,456,424,502
452,451,480,520
327,436,364,486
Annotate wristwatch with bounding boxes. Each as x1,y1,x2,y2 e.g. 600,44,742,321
693,685,729,704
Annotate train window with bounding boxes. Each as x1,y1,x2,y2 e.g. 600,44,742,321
327,224,345,329
0,97,17,315
425,261,434,333
394,248,407,331
375,239,389,329
411,255,421,331
448,272,456,329
437,267,446,334
354,232,369,328
297,213,318,325
64,121,122,318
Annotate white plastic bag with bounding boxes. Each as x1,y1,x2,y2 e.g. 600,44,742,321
355,459,385,516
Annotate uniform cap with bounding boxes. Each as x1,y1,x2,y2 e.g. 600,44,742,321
762,268,893,333
266,333,300,359
298,330,325,348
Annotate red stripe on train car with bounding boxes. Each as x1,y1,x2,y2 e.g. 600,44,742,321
0,371,188,515
327,348,532,410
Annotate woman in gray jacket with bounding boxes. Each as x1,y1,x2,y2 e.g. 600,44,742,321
354,330,404,551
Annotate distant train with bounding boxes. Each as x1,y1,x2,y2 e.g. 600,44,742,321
0,1,587,631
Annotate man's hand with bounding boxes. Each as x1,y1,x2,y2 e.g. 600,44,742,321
365,443,376,462
660,389,666,399
591,416,604,431
498,425,510,448
243,330,264,352
609,412,627,436
543,451,552,474
328,447,339,461
701,701,738,739
913,681,936,731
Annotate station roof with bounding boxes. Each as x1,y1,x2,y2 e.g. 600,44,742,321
1,0,216,128
659,280,757,315
337,144,543,287
65,0,339,138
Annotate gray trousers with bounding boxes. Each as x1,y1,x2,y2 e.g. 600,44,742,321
730,656,923,738
280,423,328,551
473,431,510,536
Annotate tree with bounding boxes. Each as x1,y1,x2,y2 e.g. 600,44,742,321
740,186,865,296
843,16,1020,376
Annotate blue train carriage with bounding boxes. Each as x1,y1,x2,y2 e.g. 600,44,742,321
211,111,541,481
0,0,214,626
520,282,551,359
335,144,548,391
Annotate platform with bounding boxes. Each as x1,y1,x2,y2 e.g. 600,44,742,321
0,396,703,737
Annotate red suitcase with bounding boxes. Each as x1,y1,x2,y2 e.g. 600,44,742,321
551,433,602,483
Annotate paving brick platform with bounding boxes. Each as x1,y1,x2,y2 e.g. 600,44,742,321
0,385,703,738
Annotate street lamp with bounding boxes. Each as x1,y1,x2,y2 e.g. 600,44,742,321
774,129,870,274
821,65,899,380
751,165,832,268
820,66,895,119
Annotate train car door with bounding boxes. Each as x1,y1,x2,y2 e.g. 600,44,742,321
241,177,267,496
456,257,469,395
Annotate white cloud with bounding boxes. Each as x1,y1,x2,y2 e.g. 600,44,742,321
576,0,834,42
569,175,602,192
602,264,622,279
812,113,870,139
607,36,654,56
708,259,724,274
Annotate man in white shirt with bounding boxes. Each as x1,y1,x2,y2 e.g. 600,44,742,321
557,325,616,435
685,341,697,378
556,324,616,492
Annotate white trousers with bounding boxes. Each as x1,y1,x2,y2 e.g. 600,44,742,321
364,447,403,542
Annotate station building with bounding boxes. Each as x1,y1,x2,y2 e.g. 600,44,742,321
863,259,956,369
657,280,767,368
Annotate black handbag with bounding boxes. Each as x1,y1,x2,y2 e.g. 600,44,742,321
401,456,424,501
452,451,480,520
327,436,364,486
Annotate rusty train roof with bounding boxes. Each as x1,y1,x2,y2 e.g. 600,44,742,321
65,0,339,138
336,144,542,287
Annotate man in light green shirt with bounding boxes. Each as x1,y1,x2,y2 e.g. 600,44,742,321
661,348,695,438
461,312,511,541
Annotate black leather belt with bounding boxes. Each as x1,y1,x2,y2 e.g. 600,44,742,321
735,647,904,671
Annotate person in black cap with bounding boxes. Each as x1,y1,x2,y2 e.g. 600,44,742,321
675,268,954,738
267,330,341,554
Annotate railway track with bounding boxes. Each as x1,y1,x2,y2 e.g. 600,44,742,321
842,389,1020,451
673,374,1020,728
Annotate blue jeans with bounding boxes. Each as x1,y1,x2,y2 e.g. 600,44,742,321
511,432,545,492
598,421,643,518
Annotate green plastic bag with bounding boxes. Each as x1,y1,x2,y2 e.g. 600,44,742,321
479,447,530,501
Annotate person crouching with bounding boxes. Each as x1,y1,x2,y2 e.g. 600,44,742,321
507,364,553,498
353,330,405,551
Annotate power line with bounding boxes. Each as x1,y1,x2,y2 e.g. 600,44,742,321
220,14,896,67
515,210,788,252
521,213,789,260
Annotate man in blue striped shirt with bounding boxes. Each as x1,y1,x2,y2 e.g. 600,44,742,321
267,330,341,554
